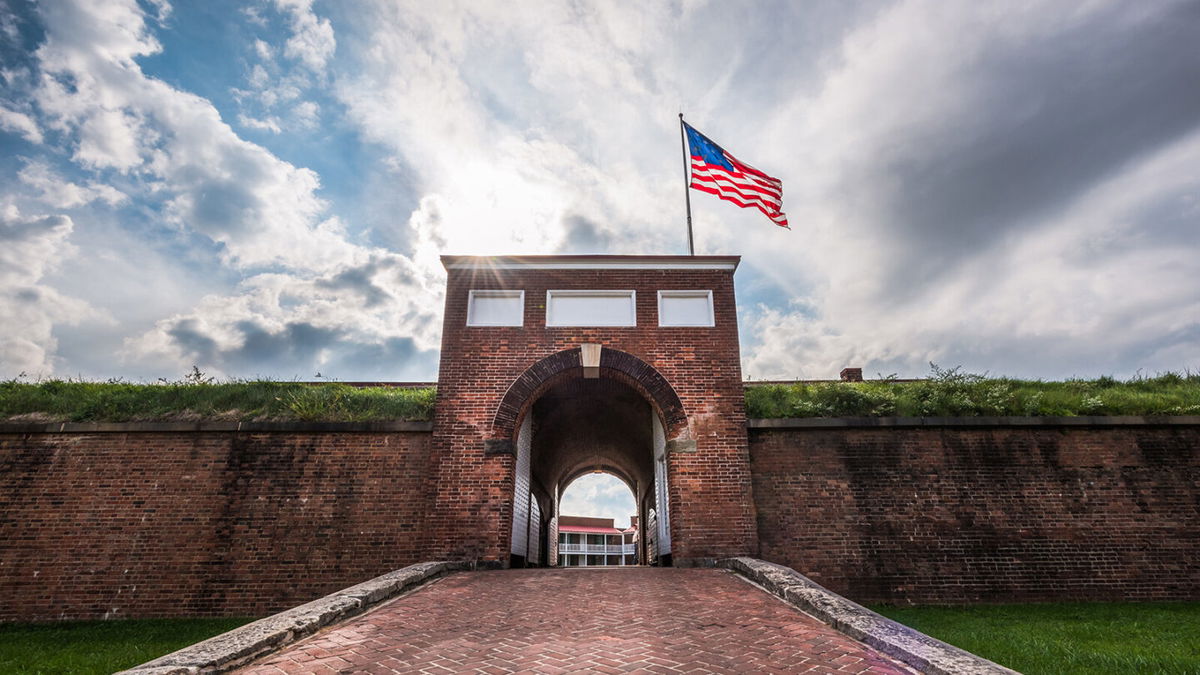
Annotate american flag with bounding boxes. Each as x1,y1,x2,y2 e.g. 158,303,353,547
683,122,788,229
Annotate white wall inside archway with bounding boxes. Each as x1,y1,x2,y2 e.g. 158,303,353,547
559,473,636,529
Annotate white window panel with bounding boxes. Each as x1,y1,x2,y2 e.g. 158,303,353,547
658,290,714,327
467,290,524,326
546,290,636,327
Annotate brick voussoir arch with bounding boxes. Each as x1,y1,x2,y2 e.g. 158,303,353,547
491,347,688,443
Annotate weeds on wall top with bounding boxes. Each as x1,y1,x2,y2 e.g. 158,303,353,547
0,368,435,423
3,364,1199,422
743,364,1200,418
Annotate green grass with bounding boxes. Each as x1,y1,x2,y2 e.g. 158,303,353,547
746,365,1200,418
0,379,436,423
6,365,1200,422
0,617,254,675
872,602,1200,674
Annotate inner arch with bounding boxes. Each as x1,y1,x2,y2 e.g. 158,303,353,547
557,472,639,567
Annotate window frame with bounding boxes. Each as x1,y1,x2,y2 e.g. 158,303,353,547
657,289,715,327
545,289,637,327
466,289,525,327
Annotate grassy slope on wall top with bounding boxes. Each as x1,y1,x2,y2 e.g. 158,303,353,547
744,366,1200,419
3,365,1199,422
0,377,436,423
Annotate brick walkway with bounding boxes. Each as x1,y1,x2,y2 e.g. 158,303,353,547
239,568,914,674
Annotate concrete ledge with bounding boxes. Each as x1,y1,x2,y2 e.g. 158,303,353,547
748,415,1200,429
0,420,433,434
117,560,467,675
721,557,1017,675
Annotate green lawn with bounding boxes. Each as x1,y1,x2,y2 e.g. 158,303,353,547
0,618,253,675
872,602,1200,674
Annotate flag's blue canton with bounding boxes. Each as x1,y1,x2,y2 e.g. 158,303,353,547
684,125,735,172
683,121,788,228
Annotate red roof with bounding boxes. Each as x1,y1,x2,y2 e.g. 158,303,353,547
558,525,623,534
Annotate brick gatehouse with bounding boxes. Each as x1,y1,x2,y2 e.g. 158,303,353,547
424,255,757,568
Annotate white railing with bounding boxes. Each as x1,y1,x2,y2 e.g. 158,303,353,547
559,543,636,555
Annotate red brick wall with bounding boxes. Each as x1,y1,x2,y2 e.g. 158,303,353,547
0,429,432,621
427,260,758,565
749,423,1200,604
5,420,1197,619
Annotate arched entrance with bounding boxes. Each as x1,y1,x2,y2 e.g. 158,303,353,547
497,348,681,567
556,472,638,567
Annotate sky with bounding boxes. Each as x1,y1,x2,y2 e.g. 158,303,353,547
1,0,1199,384
559,473,636,529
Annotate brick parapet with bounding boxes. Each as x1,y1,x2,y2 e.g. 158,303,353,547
3,418,1199,620
749,424,1200,604
0,430,435,621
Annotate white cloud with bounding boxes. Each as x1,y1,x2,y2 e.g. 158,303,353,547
237,113,281,134
0,206,100,376
4,0,1196,382
142,0,170,23
232,10,322,136
253,38,272,60
17,159,127,208
73,107,146,170
246,63,271,90
334,1,690,262
0,5,19,43
123,251,445,379
19,0,446,378
33,0,355,272
739,0,1200,379
0,205,73,287
0,105,43,143
275,0,335,72
559,473,635,528
241,6,267,28
292,100,318,129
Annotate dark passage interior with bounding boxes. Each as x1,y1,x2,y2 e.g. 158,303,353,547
508,377,671,567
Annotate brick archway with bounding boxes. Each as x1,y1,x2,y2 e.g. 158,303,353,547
490,347,688,443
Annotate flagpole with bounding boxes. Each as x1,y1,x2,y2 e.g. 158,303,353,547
678,113,695,256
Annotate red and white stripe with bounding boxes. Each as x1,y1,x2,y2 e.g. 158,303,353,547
689,154,788,228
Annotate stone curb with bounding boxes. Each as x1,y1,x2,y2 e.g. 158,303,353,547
747,415,1200,429
721,557,1019,675
116,560,467,675
0,420,432,433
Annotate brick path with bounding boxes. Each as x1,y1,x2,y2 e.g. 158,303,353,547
239,568,914,674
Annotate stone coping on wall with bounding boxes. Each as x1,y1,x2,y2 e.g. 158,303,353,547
748,415,1200,429
721,557,1018,675
0,420,433,433
117,561,468,675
